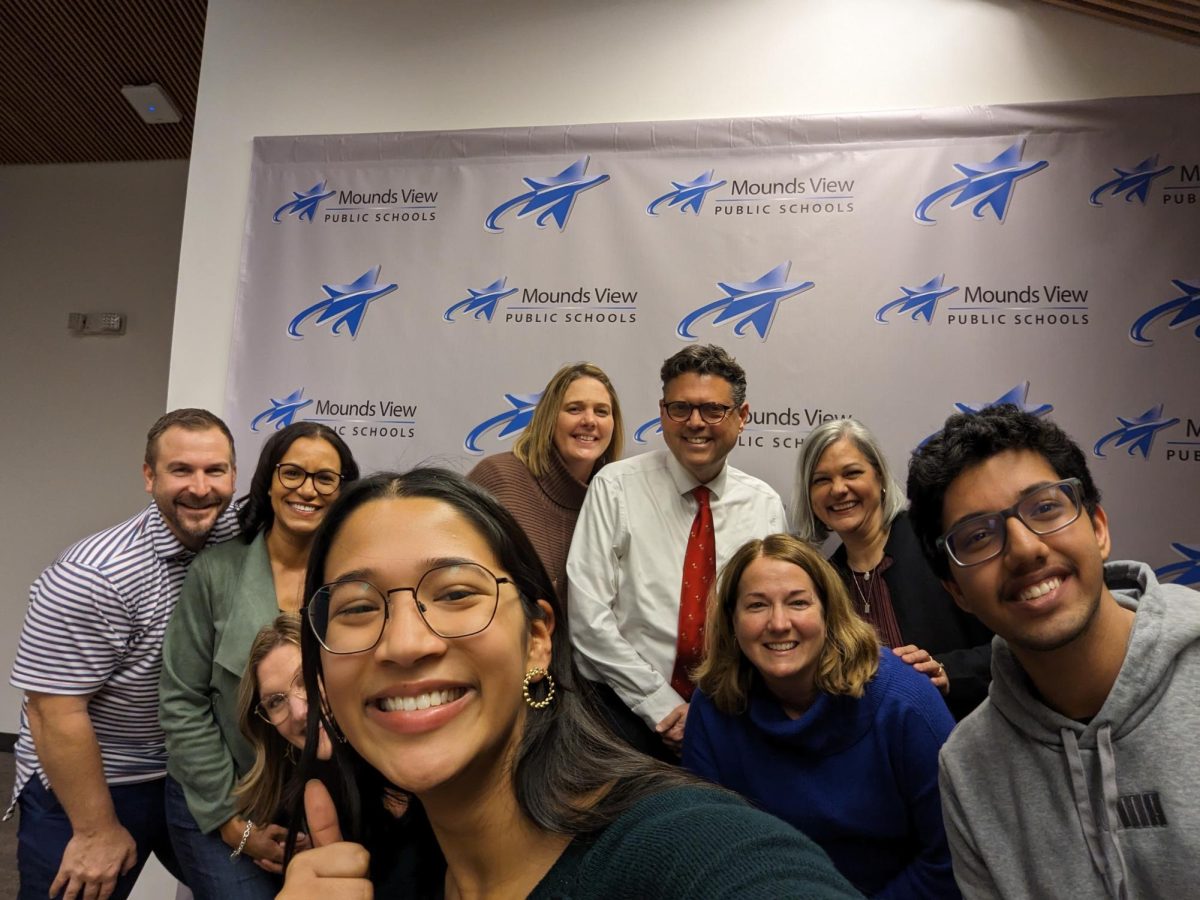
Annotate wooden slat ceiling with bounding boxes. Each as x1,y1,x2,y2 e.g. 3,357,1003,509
0,1,1195,166
0,0,206,165
1038,0,1200,43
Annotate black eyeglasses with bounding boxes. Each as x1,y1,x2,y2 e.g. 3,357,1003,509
275,463,344,496
306,562,513,654
937,478,1085,568
255,670,306,726
661,401,736,425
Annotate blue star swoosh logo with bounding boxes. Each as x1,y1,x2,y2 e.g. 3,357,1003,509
464,393,543,454
444,277,519,323
919,382,1054,448
250,389,313,432
287,266,399,339
647,170,727,215
954,382,1054,419
1129,278,1200,347
1093,405,1180,459
484,157,610,233
1089,156,1174,207
677,262,815,342
1155,544,1200,586
273,182,336,222
876,274,959,324
633,416,664,444
915,141,1049,224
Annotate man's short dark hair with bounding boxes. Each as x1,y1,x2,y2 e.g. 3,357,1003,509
906,404,1101,579
145,408,236,468
659,344,747,406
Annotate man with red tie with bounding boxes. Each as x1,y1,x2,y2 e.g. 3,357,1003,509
568,345,787,758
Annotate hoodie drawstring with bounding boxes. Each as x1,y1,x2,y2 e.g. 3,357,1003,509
1063,726,1129,900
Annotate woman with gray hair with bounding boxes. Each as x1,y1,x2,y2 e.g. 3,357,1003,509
792,418,992,719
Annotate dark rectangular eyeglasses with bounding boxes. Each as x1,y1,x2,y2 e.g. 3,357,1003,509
937,478,1085,568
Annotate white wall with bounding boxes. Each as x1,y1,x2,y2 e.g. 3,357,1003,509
1,161,188,732
170,0,1200,412
1,154,188,900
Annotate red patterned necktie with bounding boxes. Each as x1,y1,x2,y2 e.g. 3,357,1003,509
670,486,714,700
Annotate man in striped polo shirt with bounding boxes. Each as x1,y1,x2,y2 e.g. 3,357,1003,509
10,409,239,900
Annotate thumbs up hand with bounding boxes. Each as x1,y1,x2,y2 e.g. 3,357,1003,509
277,780,373,899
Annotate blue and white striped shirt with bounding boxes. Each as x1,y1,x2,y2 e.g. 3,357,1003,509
9,502,240,808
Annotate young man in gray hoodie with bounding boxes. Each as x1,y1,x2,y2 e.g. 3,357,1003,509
906,403,1200,900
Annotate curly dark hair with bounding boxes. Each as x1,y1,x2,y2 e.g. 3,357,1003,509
660,344,747,406
907,404,1101,579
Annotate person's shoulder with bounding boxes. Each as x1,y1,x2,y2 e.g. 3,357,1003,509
195,530,256,566
578,785,859,898
876,649,939,700
872,652,955,738
598,450,667,476
941,697,1005,762
468,451,520,480
615,784,754,829
588,451,669,490
724,464,783,501
686,688,726,724
49,504,156,575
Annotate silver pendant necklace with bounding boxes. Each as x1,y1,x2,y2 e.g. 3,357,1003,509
852,567,877,614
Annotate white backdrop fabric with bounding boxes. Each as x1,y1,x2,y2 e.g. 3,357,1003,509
225,93,1199,583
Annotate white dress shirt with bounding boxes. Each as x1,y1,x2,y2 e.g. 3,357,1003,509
567,450,787,728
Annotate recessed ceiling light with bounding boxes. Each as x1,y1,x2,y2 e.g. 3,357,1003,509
120,83,181,124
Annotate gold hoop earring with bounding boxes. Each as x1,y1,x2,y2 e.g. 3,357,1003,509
522,667,556,709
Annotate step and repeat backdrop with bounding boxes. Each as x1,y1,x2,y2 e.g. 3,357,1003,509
225,93,1198,583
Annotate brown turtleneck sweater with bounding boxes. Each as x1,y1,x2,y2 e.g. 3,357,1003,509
467,450,589,605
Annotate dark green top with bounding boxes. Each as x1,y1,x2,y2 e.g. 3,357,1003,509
374,785,861,898
527,786,862,899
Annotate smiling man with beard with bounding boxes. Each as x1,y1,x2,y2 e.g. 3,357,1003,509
907,404,1200,900
10,409,239,900
568,345,786,759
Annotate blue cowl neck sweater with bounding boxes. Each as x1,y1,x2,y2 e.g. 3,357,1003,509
683,650,958,899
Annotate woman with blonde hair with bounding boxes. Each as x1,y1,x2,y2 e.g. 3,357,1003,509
233,614,333,831
469,361,623,598
684,534,958,899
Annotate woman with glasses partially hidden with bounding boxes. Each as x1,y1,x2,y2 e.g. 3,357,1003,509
159,423,359,899
793,419,993,720
683,534,959,899
277,469,861,899
234,615,407,855
233,615,333,837
468,362,623,602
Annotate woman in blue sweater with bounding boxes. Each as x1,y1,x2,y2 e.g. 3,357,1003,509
684,534,959,899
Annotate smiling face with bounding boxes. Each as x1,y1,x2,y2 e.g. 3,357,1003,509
269,437,343,540
256,643,333,759
318,496,552,799
733,556,826,706
660,372,747,484
143,426,236,551
940,449,1111,654
552,376,615,481
808,437,884,541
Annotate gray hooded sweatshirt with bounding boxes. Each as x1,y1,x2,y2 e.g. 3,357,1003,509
938,561,1200,899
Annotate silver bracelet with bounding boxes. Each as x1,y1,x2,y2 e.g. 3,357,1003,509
230,819,254,861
